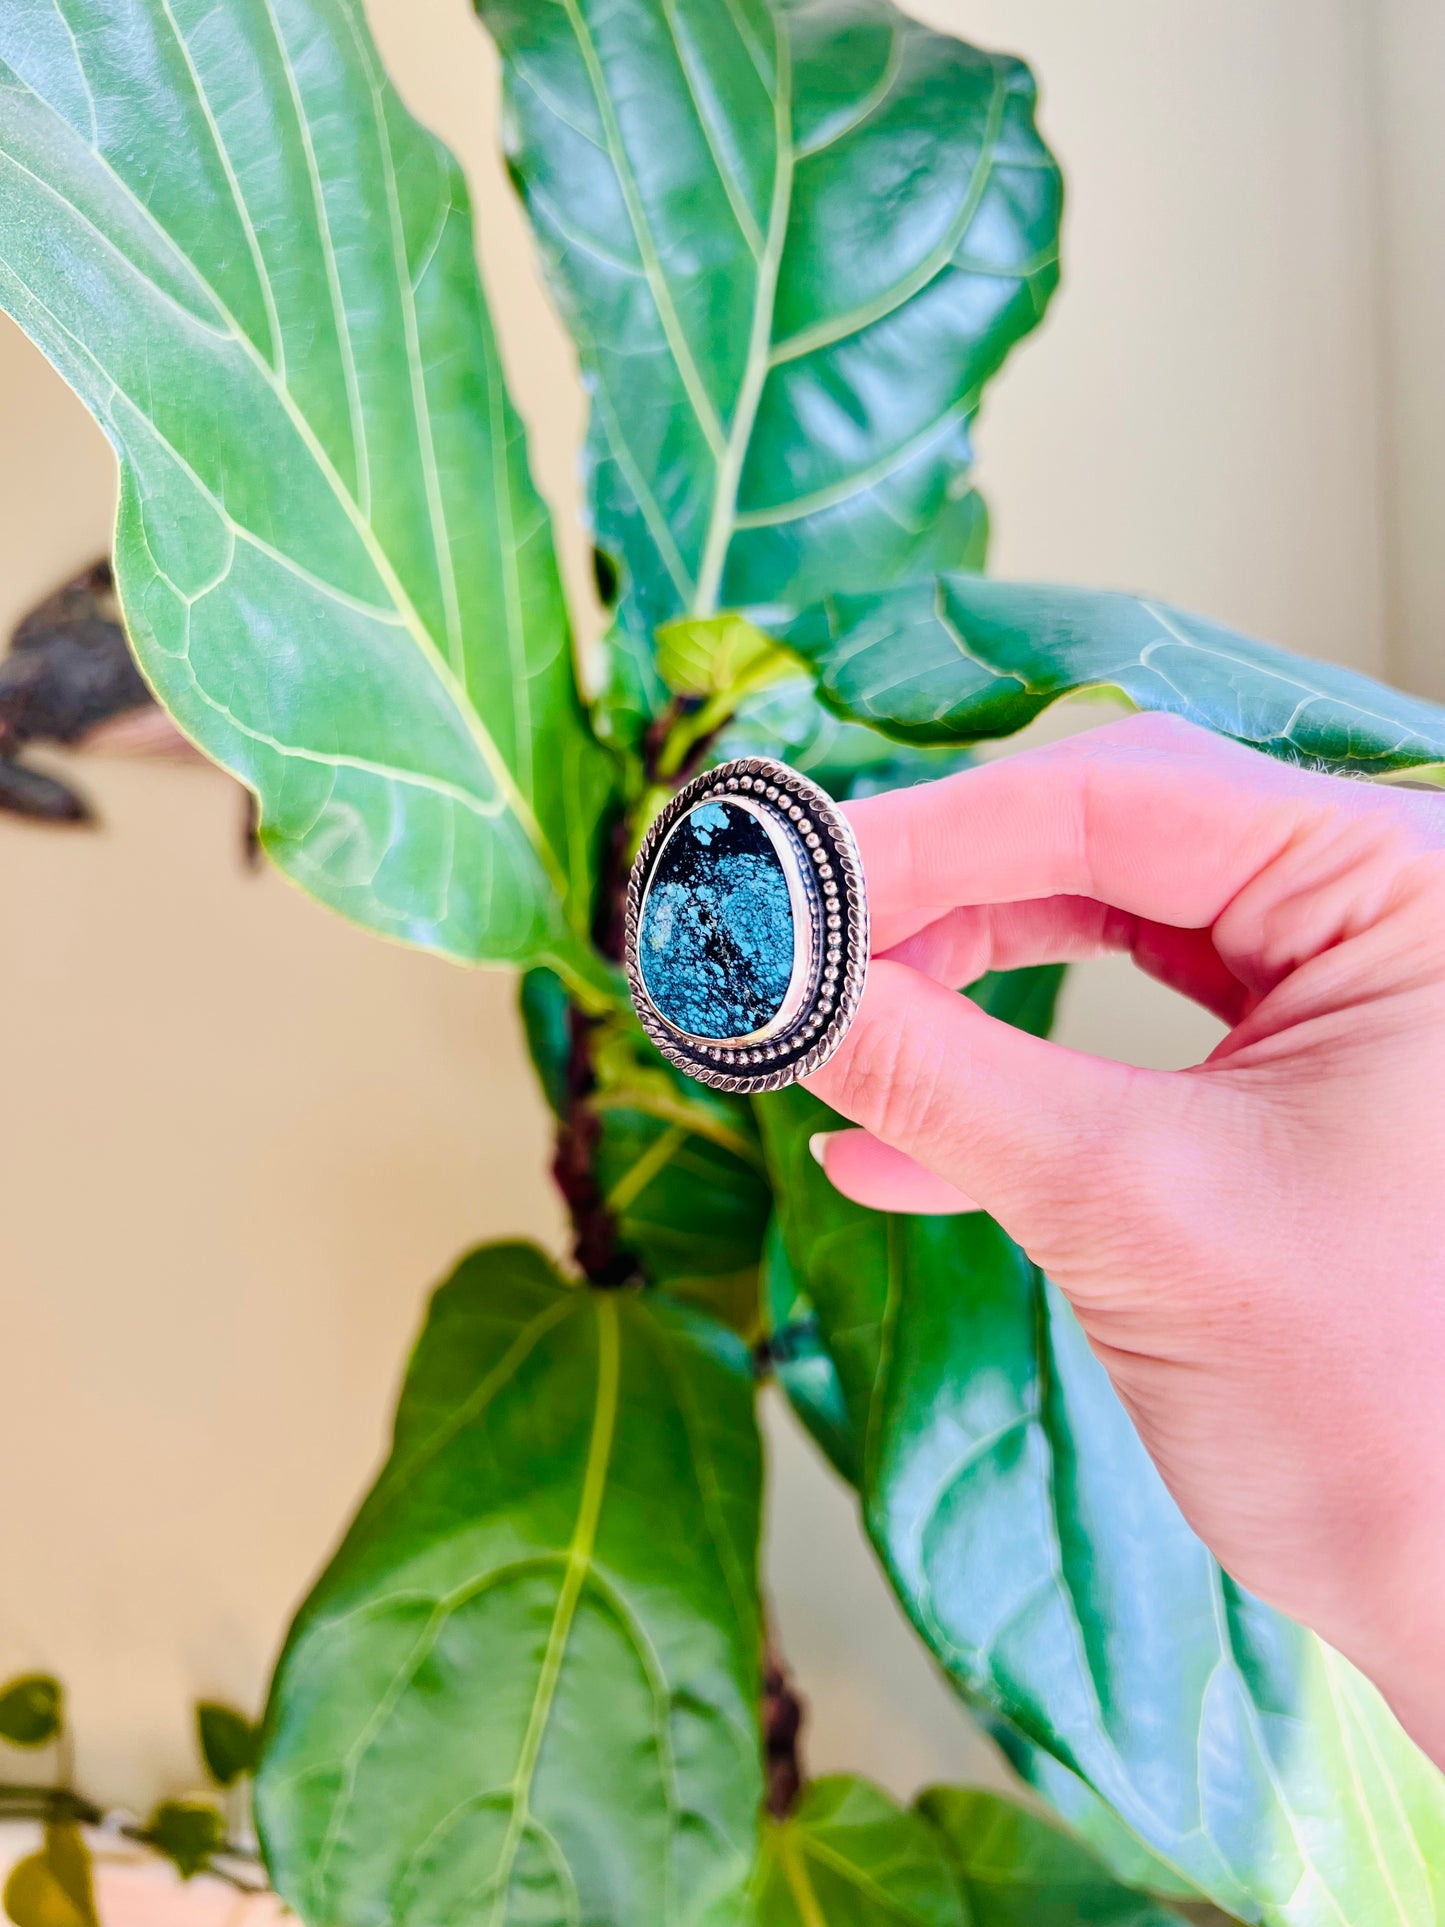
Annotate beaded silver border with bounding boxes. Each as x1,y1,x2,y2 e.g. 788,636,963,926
624,756,869,1094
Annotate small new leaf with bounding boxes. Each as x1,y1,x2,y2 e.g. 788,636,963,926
654,616,798,777
196,1701,260,1789
146,1801,226,1882
0,1676,62,1748
656,616,795,703
3,1827,99,1927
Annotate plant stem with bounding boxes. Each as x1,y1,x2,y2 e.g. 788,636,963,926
552,1002,635,1286
763,1646,806,1820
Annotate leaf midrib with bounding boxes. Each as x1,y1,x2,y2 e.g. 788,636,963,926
487,1295,621,1925
342,2,468,683
258,0,371,518
693,11,793,616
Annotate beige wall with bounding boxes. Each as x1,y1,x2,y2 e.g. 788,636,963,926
1371,0,1445,703
0,0,1431,1817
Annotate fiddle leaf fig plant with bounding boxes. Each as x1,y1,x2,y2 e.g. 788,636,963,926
3,3,1445,1926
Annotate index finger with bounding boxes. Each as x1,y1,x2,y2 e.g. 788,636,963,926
849,712,1382,952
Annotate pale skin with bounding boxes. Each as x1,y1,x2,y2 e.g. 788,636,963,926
804,713,1445,1766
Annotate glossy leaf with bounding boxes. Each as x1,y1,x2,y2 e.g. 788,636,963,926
587,1023,772,1293
2,1827,98,1927
766,966,1158,1890
918,1788,1191,1927
716,675,975,801
762,1220,856,1486
196,1701,260,1789
0,1676,62,1748
147,1801,226,1881
480,0,1060,648
786,574,1445,778
756,1086,1445,1925
971,1749,1201,1906
961,964,1065,1042
256,1241,763,1926
518,965,576,1122
0,0,615,974
593,1104,771,1335
755,1777,967,1927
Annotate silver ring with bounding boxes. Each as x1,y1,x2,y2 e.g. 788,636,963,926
624,756,869,1094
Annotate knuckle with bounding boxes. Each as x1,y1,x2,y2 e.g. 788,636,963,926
823,1007,944,1153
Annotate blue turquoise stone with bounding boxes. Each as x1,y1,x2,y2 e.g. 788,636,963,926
639,800,795,1040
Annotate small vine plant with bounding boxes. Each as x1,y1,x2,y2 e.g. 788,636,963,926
1,1673,263,1920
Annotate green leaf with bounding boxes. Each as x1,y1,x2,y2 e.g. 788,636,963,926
479,0,1060,649
918,1788,1191,1927
594,1105,771,1335
762,1219,857,1485
716,675,975,801
785,574,1445,778
256,1240,763,1927
0,0,616,975
3,1828,98,1927
146,1801,226,1881
0,1676,62,1748
519,965,575,1121
970,1749,1201,1906
755,1777,968,1927
588,1018,772,1328
598,1107,762,1283
963,964,1066,1041
756,1087,1445,1925
656,615,793,703
654,614,799,774
196,1701,260,1789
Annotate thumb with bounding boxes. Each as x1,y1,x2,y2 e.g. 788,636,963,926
804,960,1192,1263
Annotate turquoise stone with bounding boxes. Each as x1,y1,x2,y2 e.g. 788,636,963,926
638,800,795,1040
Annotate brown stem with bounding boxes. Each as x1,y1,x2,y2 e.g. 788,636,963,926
763,1645,806,1820
552,1003,635,1287
554,712,705,1281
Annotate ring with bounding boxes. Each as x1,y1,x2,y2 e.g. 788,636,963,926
625,756,869,1093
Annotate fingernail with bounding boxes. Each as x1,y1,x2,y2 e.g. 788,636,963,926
808,1132,832,1170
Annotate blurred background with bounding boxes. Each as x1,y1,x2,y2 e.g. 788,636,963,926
1,0,1442,1843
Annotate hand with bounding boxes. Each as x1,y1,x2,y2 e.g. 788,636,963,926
804,713,1445,1764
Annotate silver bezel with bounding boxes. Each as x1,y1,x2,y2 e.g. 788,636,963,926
625,756,869,1094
